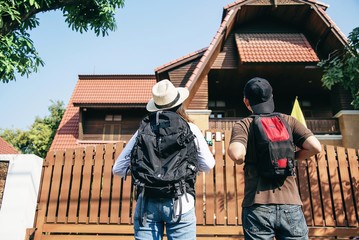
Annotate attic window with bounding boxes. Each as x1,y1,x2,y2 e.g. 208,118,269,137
105,114,122,121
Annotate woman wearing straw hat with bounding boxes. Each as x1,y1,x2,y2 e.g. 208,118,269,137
113,79,215,240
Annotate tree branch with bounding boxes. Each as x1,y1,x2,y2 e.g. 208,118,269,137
1,0,88,36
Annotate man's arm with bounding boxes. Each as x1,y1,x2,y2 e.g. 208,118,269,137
295,136,322,160
228,142,246,165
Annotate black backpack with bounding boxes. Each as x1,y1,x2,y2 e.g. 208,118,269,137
250,113,295,178
130,110,198,200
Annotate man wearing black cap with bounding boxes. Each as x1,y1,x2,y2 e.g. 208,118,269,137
228,77,322,239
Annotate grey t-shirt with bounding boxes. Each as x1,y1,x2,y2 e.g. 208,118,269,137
230,113,313,207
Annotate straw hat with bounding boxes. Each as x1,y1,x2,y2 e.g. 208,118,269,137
146,79,189,112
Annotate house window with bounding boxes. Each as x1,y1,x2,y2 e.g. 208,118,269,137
103,124,121,140
210,112,225,119
209,99,227,119
105,114,122,121
103,114,122,140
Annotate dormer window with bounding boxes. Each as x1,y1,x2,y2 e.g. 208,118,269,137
80,109,122,141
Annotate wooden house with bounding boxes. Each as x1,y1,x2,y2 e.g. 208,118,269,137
50,0,359,151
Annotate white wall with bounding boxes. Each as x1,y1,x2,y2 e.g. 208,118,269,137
0,154,43,240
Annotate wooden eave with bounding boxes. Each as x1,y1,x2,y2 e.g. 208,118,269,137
221,0,347,48
183,8,238,108
78,74,155,80
155,48,207,75
222,0,328,20
73,103,146,108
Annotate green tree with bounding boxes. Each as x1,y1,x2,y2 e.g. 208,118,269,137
0,0,125,83
0,100,65,158
0,128,31,153
319,27,359,109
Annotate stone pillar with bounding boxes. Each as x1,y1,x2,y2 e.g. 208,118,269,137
186,110,212,131
334,110,359,149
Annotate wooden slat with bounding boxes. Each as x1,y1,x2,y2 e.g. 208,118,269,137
197,238,244,240
317,146,335,226
224,130,237,225
235,158,245,225
57,149,74,223
47,150,65,223
197,225,243,235
297,157,312,225
337,146,356,226
119,143,133,224
214,132,225,225
196,171,205,225
196,131,211,225
78,146,95,223
33,153,55,240
67,148,85,223
89,144,104,223
42,223,133,234
99,144,115,223
308,226,359,237
347,148,359,223
326,145,346,226
205,131,215,225
42,236,134,240
308,154,324,226
110,142,125,224
119,177,133,224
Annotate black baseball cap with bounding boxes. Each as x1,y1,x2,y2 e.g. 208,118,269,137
243,77,275,114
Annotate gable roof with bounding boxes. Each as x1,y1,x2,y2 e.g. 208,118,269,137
183,0,348,107
50,75,156,151
0,137,18,154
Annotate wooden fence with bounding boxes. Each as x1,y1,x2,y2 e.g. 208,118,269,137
28,130,359,239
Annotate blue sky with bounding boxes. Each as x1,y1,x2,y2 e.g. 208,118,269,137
0,0,358,130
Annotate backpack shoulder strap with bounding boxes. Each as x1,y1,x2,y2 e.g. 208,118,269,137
243,116,258,167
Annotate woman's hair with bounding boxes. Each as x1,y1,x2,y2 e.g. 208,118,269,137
169,104,192,123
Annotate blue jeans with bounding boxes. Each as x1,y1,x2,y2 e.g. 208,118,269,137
242,204,308,240
134,197,196,240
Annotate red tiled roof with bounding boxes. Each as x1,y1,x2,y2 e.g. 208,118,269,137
73,75,156,105
0,137,18,154
50,75,156,151
235,33,320,63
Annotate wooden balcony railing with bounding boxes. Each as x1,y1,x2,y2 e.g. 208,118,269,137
209,117,340,134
